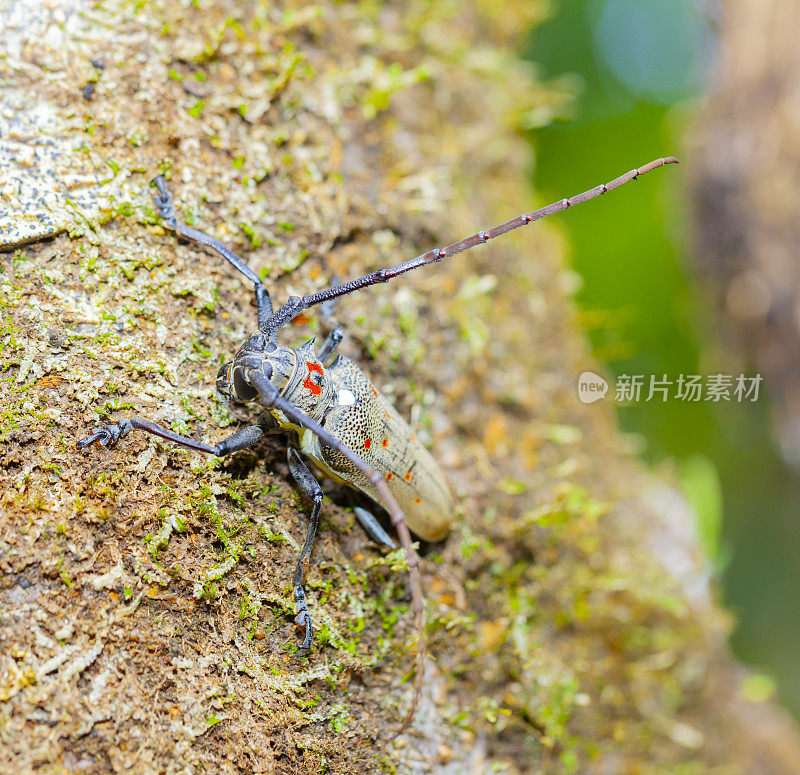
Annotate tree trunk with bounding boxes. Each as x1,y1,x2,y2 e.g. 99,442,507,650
2,1,799,773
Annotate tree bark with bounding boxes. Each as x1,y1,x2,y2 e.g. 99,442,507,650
2,1,799,773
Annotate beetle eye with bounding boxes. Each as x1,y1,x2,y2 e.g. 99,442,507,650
232,366,258,403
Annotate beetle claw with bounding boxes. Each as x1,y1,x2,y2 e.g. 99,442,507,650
296,615,313,650
293,597,313,650
76,420,131,451
76,430,104,450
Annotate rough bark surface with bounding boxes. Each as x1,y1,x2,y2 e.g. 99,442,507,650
2,1,800,773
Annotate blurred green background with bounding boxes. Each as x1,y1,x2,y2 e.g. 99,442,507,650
526,0,800,717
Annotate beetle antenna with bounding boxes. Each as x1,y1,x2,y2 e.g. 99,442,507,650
280,157,679,314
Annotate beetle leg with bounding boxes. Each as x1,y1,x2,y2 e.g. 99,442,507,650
249,370,426,737
316,326,343,365
286,446,323,650
353,506,396,549
77,417,265,456
151,176,274,328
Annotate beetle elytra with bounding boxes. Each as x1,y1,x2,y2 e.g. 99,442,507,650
77,156,678,734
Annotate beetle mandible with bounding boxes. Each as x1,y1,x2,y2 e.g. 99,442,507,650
77,156,678,734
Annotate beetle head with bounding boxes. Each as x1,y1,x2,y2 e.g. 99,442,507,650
216,332,297,404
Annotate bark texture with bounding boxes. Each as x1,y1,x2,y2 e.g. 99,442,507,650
2,1,800,773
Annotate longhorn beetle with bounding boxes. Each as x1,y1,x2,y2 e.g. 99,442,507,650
77,156,678,735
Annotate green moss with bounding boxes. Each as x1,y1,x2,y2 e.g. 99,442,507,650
328,703,351,733
362,62,430,120
0,380,37,441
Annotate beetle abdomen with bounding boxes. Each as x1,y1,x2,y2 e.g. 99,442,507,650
303,355,453,542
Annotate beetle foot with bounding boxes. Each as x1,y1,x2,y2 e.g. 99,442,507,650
76,419,132,450
151,176,178,229
294,588,313,650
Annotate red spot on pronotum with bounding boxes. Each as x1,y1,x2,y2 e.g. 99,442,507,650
365,438,371,449
302,376,322,395
382,438,388,448
386,473,393,480
404,473,411,481
303,361,323,396
415,498,421,504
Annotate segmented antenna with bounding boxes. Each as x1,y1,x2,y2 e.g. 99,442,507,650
296,157,680,310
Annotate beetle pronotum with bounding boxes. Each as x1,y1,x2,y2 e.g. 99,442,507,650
77,156,678,734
